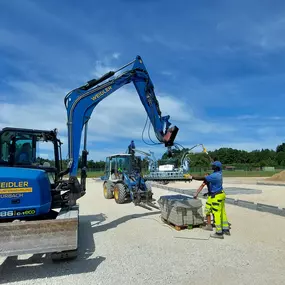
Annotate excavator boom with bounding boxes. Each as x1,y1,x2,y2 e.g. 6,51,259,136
64,55,179,177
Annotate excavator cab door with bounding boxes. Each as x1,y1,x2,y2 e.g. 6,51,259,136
104,157,111,180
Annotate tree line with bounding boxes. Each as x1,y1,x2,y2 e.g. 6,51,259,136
160,143,285,168
36,157,106,170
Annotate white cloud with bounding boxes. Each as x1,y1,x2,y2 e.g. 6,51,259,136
269,116,283,120
236,114,259,120
92,61,117,78
0,102,66,131
161,71,172,76
160,71,176,80
88,143,167,161
140,34,190,51
112,52,120,59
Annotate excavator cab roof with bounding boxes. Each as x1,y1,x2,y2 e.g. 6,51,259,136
0,127,58,143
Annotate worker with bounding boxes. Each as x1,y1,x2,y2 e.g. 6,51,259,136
128,140,135,154
192,161,230,239
17,143,32,164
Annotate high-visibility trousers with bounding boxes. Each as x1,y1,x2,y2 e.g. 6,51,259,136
204,191,229,234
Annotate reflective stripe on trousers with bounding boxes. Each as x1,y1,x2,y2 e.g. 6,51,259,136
204,191,229,233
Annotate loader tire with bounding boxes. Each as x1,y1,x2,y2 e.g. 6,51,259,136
114,183,127,204
103,181,114,199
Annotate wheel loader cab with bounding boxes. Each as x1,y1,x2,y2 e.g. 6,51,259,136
0,127,62,220
103,152,151,204
104,154,131,181
104,153,142,181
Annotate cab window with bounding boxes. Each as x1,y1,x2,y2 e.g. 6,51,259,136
0,141,9,162
15,139,34,164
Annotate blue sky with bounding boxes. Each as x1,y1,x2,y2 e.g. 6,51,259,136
1,0,285,161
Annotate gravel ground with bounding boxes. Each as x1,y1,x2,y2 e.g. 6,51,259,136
1,178,285,285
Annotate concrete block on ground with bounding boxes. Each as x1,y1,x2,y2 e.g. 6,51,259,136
173,188,181,193
236,200,257,210
225,198,236,205
158,195,204,226
256,203,283,215
185,190,195,196
280,209,285,217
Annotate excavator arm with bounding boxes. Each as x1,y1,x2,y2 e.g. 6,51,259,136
64,55,179,180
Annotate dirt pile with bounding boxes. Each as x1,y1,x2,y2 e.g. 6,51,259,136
266,170,285,181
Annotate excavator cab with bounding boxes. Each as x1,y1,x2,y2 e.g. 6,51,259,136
0,128,61,170
0,127,63,220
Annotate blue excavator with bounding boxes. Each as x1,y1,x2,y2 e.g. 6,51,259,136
0,55,179,260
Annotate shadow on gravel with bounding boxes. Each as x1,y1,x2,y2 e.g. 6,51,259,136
0,214,106,284
92,211,161,233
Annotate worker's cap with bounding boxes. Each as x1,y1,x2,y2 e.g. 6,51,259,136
211,161,222,168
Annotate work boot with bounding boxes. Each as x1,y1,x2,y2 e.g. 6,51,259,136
210,232,224,239
223,229,231,236
202,224,213,231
